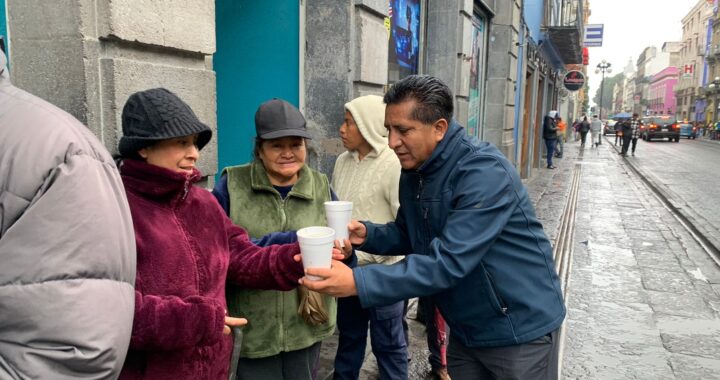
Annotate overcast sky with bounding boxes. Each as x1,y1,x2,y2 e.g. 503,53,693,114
586,0,705,107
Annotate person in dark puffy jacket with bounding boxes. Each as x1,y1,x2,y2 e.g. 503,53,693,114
302,75,565,380
115,88,341,380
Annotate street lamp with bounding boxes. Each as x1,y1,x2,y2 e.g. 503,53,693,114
595,60,612,120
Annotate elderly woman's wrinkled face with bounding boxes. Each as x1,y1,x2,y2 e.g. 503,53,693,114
258,136,306,186
139,134,199,175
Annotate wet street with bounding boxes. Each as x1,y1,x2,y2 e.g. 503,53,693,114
317,136,720,379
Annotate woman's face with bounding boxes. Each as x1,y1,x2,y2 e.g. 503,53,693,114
258,136,306,186
138,134,199,175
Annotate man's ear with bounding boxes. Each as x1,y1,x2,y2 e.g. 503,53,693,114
138,147,149,159
433,118,449,142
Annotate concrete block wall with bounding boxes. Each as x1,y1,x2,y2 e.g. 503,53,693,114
304,0,388,176
7,0,218,176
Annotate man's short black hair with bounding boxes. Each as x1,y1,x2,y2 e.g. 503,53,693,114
383,75,454,124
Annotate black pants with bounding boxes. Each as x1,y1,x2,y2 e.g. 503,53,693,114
236,342,321,380
580,131,588,146
631,137,638,153
447,330,559,380
621,134,632,155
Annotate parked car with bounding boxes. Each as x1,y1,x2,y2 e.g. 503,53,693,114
640,116,680,142
679,123,697,139
603,120,617,135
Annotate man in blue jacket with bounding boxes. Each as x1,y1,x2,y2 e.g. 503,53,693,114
302,75,565,379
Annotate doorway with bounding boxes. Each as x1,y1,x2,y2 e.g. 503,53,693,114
214,0,301,172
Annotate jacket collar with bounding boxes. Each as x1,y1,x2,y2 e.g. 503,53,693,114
415,120,464,175
120,158,200,201
249,160,315,200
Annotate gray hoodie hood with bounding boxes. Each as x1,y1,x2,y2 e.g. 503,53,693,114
344,95,388,157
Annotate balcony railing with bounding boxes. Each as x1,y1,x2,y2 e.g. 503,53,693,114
543,0,583,64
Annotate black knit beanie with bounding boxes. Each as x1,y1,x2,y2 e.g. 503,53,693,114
118,88,212,158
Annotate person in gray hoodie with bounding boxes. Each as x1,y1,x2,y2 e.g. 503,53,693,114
331,95,407,380
0,50,136,379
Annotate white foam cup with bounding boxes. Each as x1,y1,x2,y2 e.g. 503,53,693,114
324,201,353,246
297,226,336,280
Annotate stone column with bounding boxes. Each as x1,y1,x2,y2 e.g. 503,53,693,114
7,0,218,175
485,0,521,158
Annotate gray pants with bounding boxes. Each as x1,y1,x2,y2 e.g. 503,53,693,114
446,330,559,380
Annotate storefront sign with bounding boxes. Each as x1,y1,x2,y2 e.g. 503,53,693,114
563,70,585,91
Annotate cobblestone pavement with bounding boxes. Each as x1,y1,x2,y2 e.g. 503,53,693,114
316,136,720,379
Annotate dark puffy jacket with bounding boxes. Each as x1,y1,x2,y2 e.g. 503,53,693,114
353,121,566,348
119,159,304,380
543,115,558,140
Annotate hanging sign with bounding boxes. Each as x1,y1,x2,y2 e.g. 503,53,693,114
584,24,604,47
563,70,586,91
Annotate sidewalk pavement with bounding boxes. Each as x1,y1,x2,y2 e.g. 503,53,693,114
556,136,720,379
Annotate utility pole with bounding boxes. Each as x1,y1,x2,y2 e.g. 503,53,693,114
596,60,612,146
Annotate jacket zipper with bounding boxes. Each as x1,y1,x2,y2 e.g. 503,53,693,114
181,177,190,201
485,270,509,315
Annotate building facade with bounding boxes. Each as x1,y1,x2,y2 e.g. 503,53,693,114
675,0,713,122
2,0,583,182
648,66,679,116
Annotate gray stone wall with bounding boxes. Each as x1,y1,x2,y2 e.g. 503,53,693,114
304,0,388,177
7,0,218,176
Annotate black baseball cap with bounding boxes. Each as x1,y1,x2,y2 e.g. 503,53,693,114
255,98,312,140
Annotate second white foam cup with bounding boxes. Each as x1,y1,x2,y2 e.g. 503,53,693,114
297,226,336,281
324,201,353,246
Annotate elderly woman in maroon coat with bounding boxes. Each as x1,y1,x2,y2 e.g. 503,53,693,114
115,88,339,380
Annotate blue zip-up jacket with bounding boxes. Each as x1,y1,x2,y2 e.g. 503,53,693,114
353,121,565,348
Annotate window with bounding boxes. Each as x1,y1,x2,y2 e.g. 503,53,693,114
388,0,425,83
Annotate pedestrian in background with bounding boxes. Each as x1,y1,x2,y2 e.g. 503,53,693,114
213,98,337,380
590,115,602,148
330,95,408,380
572,118,580,141
115,89,319,380
302,75,566,380
579,116,590,148
543,110,558,169
620,113,642,157
614,119,623,146
554,114,566,158
0,50,136,380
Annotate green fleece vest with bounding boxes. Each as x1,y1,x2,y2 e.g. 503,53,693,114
224,160,336,358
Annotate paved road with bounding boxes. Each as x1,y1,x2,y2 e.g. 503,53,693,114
619,136,720,252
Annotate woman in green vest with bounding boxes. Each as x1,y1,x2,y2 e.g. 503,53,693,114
212,98,336,380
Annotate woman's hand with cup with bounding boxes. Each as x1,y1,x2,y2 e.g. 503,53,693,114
293,247,345,265
336,239,352,260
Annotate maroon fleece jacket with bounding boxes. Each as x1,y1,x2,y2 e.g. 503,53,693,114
118,159,303,380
